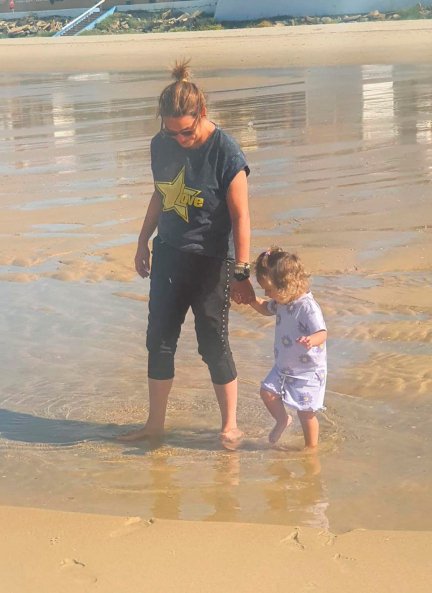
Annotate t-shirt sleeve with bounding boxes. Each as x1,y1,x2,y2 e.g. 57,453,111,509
222,153,250,195
299,301,327,335
220,134,250,194
150,135,160,180
266,299,277,316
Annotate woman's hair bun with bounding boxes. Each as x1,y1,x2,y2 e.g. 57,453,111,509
172,59,191,83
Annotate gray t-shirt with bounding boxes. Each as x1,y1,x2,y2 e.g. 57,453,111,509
267,292,327,376
151,127,249,259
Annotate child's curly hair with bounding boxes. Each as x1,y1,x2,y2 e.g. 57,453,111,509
255,247,310,302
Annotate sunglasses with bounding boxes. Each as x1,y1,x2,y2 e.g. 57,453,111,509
161,115,200,138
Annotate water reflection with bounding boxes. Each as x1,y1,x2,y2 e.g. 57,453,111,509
148,457,182,520
202,454,241,522
264,455,329,530
0,72,159,179
0,400,329,526
123,447,328,528
2,65,432,190
362,65,396,144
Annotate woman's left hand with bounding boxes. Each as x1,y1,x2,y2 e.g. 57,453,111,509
231,279,255,304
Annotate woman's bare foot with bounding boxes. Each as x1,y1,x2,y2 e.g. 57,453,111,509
220,427,244,451
303,445,319,455
116,425,164,442
269,414,292,444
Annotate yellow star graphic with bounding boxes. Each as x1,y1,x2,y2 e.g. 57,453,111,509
155,167,201,223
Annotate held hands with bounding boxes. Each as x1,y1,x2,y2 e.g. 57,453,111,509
230,279,255,305
135,243,151,278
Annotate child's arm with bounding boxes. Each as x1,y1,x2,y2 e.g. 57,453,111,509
249,297,275,316
297,330,327,350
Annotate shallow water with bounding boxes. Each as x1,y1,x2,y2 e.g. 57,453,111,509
0,65,431,533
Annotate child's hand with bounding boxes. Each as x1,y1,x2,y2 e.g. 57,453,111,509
296,336,313,350
249,296,274,315
297,330,327,350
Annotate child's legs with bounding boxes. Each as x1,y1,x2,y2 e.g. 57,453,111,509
297,410,319,449
260,388,287,423
260,388,292,444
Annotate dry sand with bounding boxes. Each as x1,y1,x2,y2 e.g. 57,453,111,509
2,21,432,592
2,20,432,73
2,505,432,593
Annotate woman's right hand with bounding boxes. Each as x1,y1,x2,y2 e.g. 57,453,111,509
135,243,151,278
230,278,255,305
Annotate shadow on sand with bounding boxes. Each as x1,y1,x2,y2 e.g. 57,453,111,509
0,408,240,453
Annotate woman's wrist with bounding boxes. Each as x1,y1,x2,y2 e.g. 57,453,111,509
233,262,250,281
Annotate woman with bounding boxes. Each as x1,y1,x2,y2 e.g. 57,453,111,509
122,60,254,448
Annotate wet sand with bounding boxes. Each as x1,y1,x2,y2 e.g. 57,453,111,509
1,23,432,593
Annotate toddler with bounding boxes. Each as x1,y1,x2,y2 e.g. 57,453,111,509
250,248,327,450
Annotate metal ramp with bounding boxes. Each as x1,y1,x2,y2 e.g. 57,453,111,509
54,0,112,37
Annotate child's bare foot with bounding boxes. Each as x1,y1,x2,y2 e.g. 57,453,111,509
116,425,164,442
220,427,243,451
269,414,292,444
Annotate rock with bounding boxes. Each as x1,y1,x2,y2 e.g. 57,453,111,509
321,17,333,24
8,26,27,34
304,16,319,24
257,19,274,27
8,29,25,37
343,14,362,22
368,10,385,20
392,13,401,19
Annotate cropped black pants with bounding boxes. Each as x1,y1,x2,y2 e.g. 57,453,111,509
146,236,237,385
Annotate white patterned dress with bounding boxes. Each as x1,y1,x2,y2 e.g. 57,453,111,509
261,292,327,412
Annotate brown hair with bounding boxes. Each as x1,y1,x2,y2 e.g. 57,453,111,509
255,247,310,302
158,59,207,119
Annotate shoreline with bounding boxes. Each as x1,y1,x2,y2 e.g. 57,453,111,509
2,504,432,593
2,21,432,73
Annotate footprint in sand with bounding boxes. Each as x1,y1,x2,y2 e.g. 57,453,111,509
333,552,357,574
279,528,305,550
60,558,98,585
318,531,337,547
333,552,356,562
109,516,152,538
